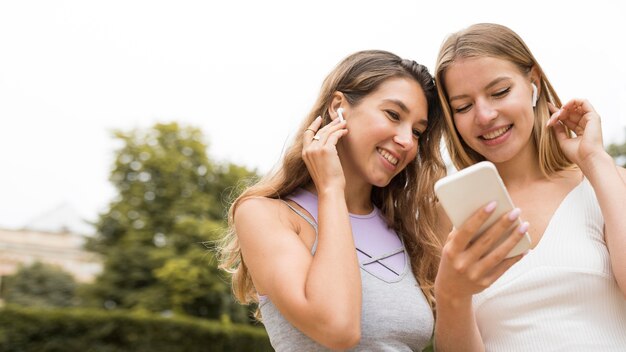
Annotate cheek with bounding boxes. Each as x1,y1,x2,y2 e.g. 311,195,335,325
401,146,418,169
453,116,472,139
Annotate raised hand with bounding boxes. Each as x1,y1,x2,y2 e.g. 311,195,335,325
547,99,606,168
302,116,349,193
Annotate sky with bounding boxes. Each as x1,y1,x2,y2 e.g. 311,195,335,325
1,0,625,232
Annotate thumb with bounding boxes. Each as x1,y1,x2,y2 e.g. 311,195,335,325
551,121,569,144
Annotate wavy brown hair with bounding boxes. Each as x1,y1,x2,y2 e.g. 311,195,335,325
435,23,574,175
218,50,447,318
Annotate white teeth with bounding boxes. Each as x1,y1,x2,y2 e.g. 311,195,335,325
482,126,510,140
377,148,398,165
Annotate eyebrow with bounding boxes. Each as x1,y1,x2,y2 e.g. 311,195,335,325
448,77,512,102
383,98,410,113
382,98,428,128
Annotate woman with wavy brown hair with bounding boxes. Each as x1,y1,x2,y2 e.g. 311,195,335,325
218,50,446,351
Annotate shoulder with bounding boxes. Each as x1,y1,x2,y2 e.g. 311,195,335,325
234,197,296,235
235,196,278,217
235,196,291,220
553,168,584,188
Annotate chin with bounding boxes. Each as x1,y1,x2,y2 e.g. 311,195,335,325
370,176,393,188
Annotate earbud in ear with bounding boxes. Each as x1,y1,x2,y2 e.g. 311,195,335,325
531,83,538,107
337,108,345,122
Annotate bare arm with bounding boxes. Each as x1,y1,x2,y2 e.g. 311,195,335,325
548,99,626,295
580,158,626,295
236,195,361,349
237,116,361,350
434,203,527,352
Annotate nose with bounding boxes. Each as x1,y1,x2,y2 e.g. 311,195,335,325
475,99,498,125
393,125,415,150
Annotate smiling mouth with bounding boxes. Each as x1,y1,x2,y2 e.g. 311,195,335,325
480,125,512,140
377,148,398,165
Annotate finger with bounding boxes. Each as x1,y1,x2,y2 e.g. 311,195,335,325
562,98,596,115
313,119,346,144
547,101,560,114
546,104,562,127
552,120,570,142
548,107,585,136
477,221,529,272
557,106,583,127
303,116,323,147
468,208,521,259
450,201,498,252
306,116,323,132
481,254,524,287
325,126,349,146
559,119,585,136
558,99,603,139
559,99,598,129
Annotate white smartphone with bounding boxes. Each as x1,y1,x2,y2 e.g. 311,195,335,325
434,161,531,258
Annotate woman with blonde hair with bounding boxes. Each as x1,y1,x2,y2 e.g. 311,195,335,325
433,23,626,351
218,50,446,351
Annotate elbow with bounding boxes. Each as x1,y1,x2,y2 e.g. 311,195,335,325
323,326,361,350
317,316,361,350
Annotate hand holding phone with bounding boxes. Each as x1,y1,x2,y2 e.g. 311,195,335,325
434,161,531,258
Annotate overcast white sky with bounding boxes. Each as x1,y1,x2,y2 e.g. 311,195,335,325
1,0,625,231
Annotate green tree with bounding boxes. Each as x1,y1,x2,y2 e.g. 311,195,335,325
3,262,78,308
83,122,257,322
607,140,626,167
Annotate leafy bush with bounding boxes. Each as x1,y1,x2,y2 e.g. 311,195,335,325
3,262,78,308
0,306,271,352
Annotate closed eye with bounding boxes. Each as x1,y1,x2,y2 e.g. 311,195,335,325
454,104,471,114
493,87,511,98
386,110,400,121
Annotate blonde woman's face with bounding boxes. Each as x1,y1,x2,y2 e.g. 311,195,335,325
443,57,536,164
338,77,427,187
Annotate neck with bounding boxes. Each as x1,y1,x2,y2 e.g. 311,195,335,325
304,180,373,215
493,142,544,190
345,180,374,214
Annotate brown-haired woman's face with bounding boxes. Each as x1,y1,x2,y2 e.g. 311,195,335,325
339,77,428,187
444,56,536,164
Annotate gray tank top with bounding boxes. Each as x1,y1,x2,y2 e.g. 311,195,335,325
259,189,434,351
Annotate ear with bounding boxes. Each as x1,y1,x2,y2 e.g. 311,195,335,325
529,66,541,101
328,91,346,121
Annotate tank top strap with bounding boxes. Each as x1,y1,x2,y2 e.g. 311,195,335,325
280,200,319,255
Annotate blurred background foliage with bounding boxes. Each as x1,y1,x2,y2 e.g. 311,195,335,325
82,122,258,322
1,122,265,350
607,140,626,167
3,262,79,308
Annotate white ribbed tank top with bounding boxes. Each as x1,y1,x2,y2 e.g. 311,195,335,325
473,178,626,351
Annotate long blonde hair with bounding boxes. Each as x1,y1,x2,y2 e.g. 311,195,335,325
435,23,574,175
218,50,446,317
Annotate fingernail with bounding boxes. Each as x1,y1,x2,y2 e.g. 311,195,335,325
518,221,529,233
484,201,497,213
508,208,521,221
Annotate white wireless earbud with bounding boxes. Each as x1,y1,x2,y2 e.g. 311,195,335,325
531,83,538,107
337,108,345,122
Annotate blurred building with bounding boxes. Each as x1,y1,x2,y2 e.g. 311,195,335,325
0,204,102,284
